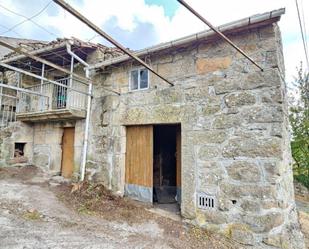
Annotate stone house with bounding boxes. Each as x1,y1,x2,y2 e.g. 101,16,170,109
0,9,305,248
0,38,121,171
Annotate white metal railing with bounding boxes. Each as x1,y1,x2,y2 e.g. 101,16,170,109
66,78,88,110
17,92,49,113
18,77,87,113
55,77,87,110
54,78,68,109
0,95,16,127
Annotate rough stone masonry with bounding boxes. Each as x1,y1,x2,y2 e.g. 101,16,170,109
86,18,305,249
0,10,305,249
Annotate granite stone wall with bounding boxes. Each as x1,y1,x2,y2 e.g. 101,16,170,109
0,122,33,166
32,120,83,176
87,23,305,248
0,120,84,178
0,21,304,248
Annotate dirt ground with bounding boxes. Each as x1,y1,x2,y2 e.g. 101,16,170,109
295,194,309,248
0,166,245,249
0,166,308,249
299,211,309,247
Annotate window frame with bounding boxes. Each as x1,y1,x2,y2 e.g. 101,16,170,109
129,67,150,92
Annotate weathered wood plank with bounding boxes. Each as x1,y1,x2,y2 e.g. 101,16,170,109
61,127,75,178
125,125,153,187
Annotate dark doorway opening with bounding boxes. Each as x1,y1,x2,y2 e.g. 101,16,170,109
153,124,181,210
14,143,26,157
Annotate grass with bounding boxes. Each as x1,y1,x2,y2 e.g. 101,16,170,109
189,226,210,241
77,204,96,215
294,174,309,189
22,210,42,221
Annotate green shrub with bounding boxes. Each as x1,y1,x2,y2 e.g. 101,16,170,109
289,63,309,189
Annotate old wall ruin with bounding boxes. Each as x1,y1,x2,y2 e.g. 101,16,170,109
0,68,87,175
0,120,84,175
0,18,305,248
31,121,84,175
87,23,305,248
0,122,33,166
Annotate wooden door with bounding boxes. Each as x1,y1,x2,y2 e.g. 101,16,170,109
61,127,75,178
125,125,153,202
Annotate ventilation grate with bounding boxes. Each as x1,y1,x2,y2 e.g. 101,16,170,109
197,193,215,209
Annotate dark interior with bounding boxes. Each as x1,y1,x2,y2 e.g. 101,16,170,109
14,142,25,157
153,125,177,204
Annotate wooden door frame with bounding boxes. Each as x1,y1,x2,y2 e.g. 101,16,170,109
61,127,75,178
124,125,153,202
124,123,181,205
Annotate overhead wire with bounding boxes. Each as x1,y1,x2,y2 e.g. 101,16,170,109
53,0,174,86
0,2,76,66
0,1,55,37
295,0,309,70
0,2,120,94
0,30,74,70
0,40,93,86
0,24,23,37
0,2,115,72
39,49,72,64
300,0,308,56
87,34,100,42
0,2,74,65
0,6,81,69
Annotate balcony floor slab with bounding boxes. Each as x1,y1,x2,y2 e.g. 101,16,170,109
16,109,86,122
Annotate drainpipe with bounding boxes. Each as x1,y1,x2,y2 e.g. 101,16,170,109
66,42,88,66
80,68,92,181
66,42,92,181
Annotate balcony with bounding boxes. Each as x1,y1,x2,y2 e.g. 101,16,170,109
0,94,17,127
16,78,88,122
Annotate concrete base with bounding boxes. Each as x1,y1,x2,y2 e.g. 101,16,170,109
124,183,153,203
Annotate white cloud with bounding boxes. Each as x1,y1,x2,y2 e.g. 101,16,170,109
0,0,308,80
284,38,306,80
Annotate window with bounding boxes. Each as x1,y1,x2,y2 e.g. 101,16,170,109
130,68,149,91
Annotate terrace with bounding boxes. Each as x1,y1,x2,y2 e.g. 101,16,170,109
0,38,105,125
16,77,87,122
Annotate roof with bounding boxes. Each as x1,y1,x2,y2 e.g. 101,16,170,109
89,8,285,70
1,37,123,73
0,36,47,58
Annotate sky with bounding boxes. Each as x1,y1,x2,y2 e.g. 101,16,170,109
0,0,308,82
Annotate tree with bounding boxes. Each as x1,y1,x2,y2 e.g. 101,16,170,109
289,63,309,188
